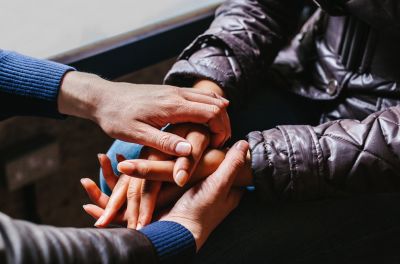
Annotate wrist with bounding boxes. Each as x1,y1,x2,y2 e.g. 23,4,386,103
58,71,105,121
160,216,203,251
140,221,196,262
193,79,225,98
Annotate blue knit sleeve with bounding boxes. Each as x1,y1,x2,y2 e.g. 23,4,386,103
140,221,196,263
0,50,75,118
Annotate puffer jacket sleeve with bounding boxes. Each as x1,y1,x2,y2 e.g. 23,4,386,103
165,0,305,106
0,212,158,264
247,106,400,203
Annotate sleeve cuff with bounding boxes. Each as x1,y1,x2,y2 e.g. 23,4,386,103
0,50,75,118
140,221,196,264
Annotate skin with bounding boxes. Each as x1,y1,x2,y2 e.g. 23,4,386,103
82,141,251,251
58,72,231,182
93,123,211,228
91,80,230,229
107,79,227,186
81,140,253,230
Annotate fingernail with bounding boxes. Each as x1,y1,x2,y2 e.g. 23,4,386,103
80,178,88,185
94,215,105,227
175,142,192,156
235,140,249,151
175,170,189,187
82,204,89,210
97,153,103,163
136,223,143,230
117,161,135,174
218,95,229,105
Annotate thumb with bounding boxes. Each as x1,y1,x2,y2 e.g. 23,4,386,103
206,140,249,195
139,125,192,156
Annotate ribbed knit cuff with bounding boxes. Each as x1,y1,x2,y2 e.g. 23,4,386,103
0,50,75,118
140,221,196,264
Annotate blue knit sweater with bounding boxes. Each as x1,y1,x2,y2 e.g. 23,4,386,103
0,49,196,263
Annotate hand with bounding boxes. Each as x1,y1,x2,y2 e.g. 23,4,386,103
82,140,249,250
90,123,211,229
58,71,231,156
161,140,249,250
120,123,211,186
81,142,253,228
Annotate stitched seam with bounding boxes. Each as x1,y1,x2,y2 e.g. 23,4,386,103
376,117,400,163
377,117,400,127
322,134,395,168
307,125,325,195
278,127,298,196
337,121,359,144
194,60,235,78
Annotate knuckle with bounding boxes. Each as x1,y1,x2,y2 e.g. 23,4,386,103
157,134,174,151
172,86,182,97
204,90,217,98
209,105,222,118
127,189,140,200
230,156,245,170
136,163,150,177
127,180,141,200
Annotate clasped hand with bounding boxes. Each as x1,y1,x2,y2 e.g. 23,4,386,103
81,134,252,250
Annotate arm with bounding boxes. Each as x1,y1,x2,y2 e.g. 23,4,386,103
165,0,305,106
0,50,230,179
248,106,400,202
0,50,74,118
0,49,230,156
83,141,249,252
0,212,160,264
0,211,198,264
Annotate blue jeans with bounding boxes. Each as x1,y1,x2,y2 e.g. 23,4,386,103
100,140,143,195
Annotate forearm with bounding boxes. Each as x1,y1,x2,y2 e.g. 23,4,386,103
0,50,74,118
165,0,305,105
0,212,157,264
248,106,400,202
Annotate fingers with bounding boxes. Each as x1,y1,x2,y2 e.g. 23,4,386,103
171,101,231,148
117,159,175,181
126,178,143,229
95,174,130,227
136,124,193,157
98,154,118,190
180,89,228,109
80,178,109,208
208,140,249,195
173,125,210,186
83,204,126,224
137,181,162,229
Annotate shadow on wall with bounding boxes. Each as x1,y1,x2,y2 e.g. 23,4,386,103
0,58,176,227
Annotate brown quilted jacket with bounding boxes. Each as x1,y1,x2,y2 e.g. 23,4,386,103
165,0,400,201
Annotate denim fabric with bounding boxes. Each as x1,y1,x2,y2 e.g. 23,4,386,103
100,140,143,195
